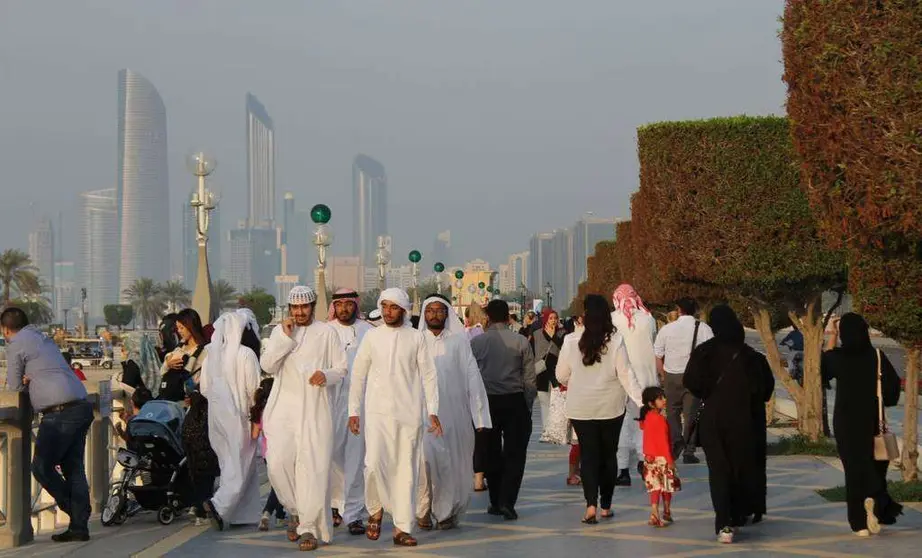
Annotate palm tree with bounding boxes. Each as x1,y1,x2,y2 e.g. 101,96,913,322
122,278,165,329
14,297,55,325
212,279,238,312
0,249,41,304
159,279,192,313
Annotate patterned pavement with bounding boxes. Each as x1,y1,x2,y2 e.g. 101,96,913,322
3,425,920,557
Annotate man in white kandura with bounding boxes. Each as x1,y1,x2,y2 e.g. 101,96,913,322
415,295,491,531
611,284,659,486
348,288,442,548
326,288,374,536
201,309,263,530
260,285,349,552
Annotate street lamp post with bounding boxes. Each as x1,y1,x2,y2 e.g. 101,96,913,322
81,287,88,335
409,250,422,315
544,282,554,310
375,236,390,292
186,151,217,324
434,262,445,294
520,282,528,317
454,270,464,315
311,204,333,320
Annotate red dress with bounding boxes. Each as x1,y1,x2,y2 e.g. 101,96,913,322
640,411,681,493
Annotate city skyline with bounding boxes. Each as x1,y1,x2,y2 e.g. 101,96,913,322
246,93,275,229
352,154,388,268
117,69,171,302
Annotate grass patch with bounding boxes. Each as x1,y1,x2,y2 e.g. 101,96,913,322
766,434,838,457
817,481,922,502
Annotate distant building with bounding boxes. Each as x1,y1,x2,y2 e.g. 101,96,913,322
228,226,279,294
328,256,364,293
280,192,311,283
353,155,388,267
528,232,555,295
117,69,170,300
246,93,275,229
78,188,119,322
28,217,55,302
53,261,76,325
572,216,618,289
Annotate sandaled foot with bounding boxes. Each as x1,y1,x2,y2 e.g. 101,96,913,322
347,520,365,535
287,517,300,542
663,512,673,525
437,516,457,530
566,475,582,486
257,516,270,531
393,532,418,547
600,509,614,519
366,513,382,541
298,533,318,551
648,513,666,528
332,508,343,528
417,514,433,531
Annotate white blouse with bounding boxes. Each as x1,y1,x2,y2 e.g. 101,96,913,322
555,332,643,421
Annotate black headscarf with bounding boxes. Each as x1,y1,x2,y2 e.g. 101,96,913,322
708,304,745,345
838,312,872,352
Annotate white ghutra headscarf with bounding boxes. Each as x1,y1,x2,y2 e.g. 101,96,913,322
377,288,413,328
417,295,466,337
201,308,260,416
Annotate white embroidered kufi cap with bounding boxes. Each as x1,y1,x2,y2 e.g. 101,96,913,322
288,285,317,305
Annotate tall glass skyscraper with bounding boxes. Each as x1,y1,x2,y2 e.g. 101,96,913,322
352,154,388,267
28,217,55,302
246,93,275,229
79,188,119,321
117,69,169,300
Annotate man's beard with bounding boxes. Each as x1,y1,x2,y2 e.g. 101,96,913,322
336,309,357,324
384,312,405,327
426,317,446,332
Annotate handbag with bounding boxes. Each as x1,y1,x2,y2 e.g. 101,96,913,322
534,334,554,375
873,348,899,462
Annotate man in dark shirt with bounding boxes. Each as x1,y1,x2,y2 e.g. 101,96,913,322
471,300,536,520
3,307,93,542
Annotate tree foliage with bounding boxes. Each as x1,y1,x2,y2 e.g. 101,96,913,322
12,298,54,325
104,304,134,329
0,249,41,304
239,287,276,327
782,0,922,249
159,280,192,313
122,278,165,329
212,279,239,312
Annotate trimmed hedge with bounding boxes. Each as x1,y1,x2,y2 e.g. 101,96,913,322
782,1,922,248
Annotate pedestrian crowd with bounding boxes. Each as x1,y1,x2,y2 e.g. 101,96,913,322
0,279,906,549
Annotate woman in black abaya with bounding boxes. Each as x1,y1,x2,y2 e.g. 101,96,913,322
822,313,903,535
684,305,774,544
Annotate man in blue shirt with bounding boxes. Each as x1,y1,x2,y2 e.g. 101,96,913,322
2,307,93,542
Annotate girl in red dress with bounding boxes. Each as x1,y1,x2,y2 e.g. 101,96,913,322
639,386,681,527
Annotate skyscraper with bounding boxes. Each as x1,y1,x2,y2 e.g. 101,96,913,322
246,93,275,229
54,261,76,325
28,217,55,301
181,193,221,288
227,225,279,294
353,154,388,267
117,69,170,301
528,232,555,294
571,216,617,294
79,189,119,322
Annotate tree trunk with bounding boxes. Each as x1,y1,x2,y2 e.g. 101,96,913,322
751,308,804,419
792,300,825,442
902,347,920,482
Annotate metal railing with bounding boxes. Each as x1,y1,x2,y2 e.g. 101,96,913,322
0,380,127,548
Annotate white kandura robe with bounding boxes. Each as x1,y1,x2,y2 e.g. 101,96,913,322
349,326,439,534
612,310,658,469
200,345,262,524
416,330,491,523
327,319,374,525
260,322,348,541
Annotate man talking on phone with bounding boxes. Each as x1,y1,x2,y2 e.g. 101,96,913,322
259,285,348,551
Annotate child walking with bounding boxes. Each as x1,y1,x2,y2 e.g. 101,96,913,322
250,377,287,531
639,386,681,527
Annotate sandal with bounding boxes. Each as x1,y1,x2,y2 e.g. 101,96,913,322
566,475,582,486
366,513,382,541
332,508,343,528
663,512,673,524
393,532,418,547
417,514,433,531
437,516,457,530
298,533,318,552
347,520,366,535
648,513,666,528
287,516,300,542
581,515,598,525
600,509,614,519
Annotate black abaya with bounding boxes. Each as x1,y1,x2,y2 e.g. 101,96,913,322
684,338,774,533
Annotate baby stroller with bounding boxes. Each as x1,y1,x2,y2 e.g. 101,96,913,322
101,400,194,526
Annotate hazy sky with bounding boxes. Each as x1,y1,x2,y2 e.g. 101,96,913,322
0,0,785,269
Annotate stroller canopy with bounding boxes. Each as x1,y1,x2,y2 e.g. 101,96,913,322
128,400,185,457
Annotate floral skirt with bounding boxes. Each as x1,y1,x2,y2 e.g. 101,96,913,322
545,388,578,445
643,456,681,494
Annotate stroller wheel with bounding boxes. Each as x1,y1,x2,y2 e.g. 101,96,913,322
101,493,124,527
157,506,176,525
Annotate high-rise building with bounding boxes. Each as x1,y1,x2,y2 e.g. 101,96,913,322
432,230,451,267
117,69,170,301
353,155,388,267
28,217,55,301
181,193,221,288
572,216,617,290
279,193,311,282
528,232,555,294
53,261,76,325
246,93,275,229
550,228,574,307
79,189,119,322
227,226,279,294
507,251,529,293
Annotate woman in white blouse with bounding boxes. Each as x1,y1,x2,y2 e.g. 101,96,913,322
557,294,643,524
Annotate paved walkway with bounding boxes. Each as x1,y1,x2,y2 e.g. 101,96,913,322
5,424,920,557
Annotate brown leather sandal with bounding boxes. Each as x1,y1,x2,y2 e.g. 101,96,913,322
298,533,318,551
393,532,418,547
437,516,457,530
347,520,366,535
287,517,300,542
332,508,343,528
366,512,382,541
417,514,433,531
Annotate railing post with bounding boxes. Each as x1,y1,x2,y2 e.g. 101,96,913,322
0,391,34,547
86,381,112,513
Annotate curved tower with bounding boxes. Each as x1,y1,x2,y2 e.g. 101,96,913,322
352,154,388,267
117,69,169,300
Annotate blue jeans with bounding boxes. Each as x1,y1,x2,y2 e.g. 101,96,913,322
32,400,94,534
